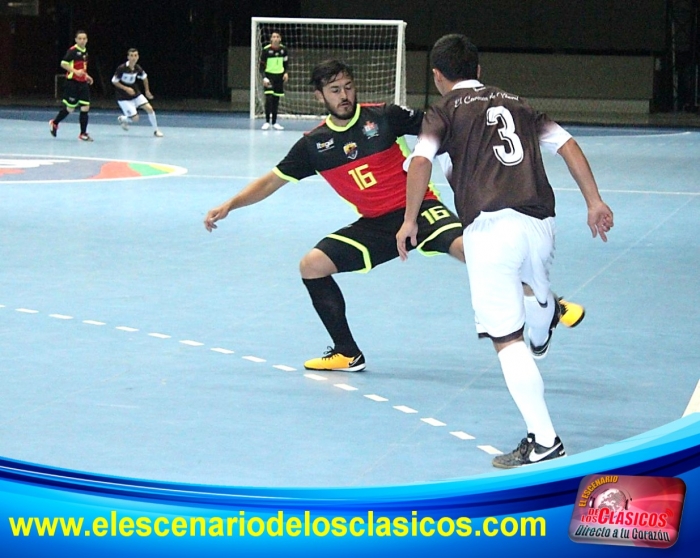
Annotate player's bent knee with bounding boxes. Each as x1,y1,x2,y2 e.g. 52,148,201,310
299,249,337,279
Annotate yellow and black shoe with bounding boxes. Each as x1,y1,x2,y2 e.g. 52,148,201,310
558,297,585,328
304,348,366,372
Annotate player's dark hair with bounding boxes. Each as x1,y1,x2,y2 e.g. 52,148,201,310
127,48,139,55
75,29,87,38
310,60,354,91
430,34,479,81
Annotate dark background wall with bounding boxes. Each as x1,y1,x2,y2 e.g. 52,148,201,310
0,0,674,101
302,0,667,52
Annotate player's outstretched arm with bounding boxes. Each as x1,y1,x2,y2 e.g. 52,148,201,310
204,171,287,232
558,138,614,242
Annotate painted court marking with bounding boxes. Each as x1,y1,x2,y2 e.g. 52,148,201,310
242,356,266,363
394,405,418,414
2,301,507,456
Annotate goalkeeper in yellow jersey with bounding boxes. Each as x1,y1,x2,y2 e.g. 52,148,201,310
259,31,288,130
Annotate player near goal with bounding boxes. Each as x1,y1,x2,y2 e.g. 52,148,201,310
204,59,585,372
259,31,288,130
112,48,164,137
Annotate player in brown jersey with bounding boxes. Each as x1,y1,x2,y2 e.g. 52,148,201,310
205,60,584,374
397,35,613,468
49,30,94,142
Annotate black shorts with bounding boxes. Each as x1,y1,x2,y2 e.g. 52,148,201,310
264,73,285,96
315,199,463,273
62,80,91,108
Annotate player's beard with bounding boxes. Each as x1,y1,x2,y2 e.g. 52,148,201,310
326,98,356,121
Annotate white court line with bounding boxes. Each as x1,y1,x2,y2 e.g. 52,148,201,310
242,356,266,363
683,379,700,417
394,405,418,414
450,431,476,440
478,445,502,455
334,383,358,392
421,418,446,427
8,301,517,455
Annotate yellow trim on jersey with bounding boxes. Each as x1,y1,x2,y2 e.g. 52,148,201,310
415,223,463,256
326,233,372,273
325,103,361,132
272,167,297,183
396,135,442,201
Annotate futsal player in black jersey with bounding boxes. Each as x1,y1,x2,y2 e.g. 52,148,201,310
206,60,586,374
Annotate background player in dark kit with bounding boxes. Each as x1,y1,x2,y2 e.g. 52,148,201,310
49,30,94,142
112,48,164,137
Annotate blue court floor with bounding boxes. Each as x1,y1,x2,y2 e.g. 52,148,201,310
0,107,698,487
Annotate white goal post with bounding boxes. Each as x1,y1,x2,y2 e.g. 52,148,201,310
250,17,407,119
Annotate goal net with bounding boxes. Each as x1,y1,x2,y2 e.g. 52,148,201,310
250,17,407,119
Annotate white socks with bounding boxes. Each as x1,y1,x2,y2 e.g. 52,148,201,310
498,341,556,447
524,291,555,348
148,112,159,130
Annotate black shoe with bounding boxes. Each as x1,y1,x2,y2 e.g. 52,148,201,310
529,297,562,359
492,433,566,469
49,119,58,137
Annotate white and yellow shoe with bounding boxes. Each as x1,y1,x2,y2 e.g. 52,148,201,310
558,297,585,328
304,348,366,372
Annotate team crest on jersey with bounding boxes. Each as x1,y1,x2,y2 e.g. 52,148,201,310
316,138,335,152
362,121,379,138
343,142,358,160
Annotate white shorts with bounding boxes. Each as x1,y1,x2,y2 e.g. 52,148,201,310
117,95,149,117
463,208,555,340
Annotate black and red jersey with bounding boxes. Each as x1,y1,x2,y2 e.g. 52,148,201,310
62,45,89,82
274,103,438,218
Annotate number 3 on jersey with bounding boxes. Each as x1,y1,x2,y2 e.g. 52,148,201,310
486,106,524,166
348,164,377,190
